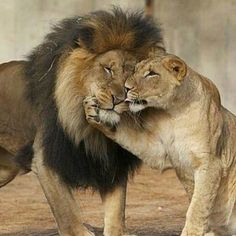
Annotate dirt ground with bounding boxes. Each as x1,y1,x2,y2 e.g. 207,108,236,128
0,166,189,236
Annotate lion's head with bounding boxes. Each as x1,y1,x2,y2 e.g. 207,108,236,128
125,54,187,113
55,49,137,138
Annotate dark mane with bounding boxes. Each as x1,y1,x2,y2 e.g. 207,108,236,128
24,8,163,192
78,8,163,53
26,7,163,105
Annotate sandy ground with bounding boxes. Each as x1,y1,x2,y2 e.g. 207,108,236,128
0,166,189,236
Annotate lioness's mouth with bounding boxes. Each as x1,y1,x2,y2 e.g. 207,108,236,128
125,98,147,105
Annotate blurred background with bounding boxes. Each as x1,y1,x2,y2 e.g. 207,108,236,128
0,0,236,112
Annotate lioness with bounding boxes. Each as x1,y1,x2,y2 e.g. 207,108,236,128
84,54,236,235
0,61,35,187
0,8,165,236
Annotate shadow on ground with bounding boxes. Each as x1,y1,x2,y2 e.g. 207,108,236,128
1,227,181,236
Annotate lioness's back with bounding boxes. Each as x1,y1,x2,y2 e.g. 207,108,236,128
0,61,35,153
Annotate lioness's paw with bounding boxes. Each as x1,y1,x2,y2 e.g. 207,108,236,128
83,96,121,126
83,96,100,124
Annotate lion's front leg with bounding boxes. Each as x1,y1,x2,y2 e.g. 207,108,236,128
101,182,136,236
181,158,222,236
32,132,95,236
101,182,126,236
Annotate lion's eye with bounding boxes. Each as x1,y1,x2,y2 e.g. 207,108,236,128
123,64,135,73
104,66,113,76
144,71,160,78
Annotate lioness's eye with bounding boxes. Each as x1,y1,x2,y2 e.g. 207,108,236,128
104,66,113,76
144,70,160,78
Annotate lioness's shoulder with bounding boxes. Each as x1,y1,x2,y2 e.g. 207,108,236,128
0,60,26,69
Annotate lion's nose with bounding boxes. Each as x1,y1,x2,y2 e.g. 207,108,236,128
125,86,134,94
125,87,130,93
112,95,125,105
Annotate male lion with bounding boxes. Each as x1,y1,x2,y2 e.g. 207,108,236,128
84,54,236,235
0,9,164,236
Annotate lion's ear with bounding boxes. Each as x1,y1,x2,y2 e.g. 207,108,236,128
162,55,187,81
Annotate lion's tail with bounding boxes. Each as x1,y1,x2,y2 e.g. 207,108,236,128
14,142,34,173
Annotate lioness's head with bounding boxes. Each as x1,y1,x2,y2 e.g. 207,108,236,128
125,54,187,112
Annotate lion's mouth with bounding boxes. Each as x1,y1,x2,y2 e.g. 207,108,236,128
112,95,125,106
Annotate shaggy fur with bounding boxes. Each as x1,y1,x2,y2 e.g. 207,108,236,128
24,8,163,192
14,142,34,172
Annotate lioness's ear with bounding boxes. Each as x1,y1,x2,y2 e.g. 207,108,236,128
162,55,187,81
148,42,166,57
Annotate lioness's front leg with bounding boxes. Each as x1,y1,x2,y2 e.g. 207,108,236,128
181,158,222,236
0,147,19,187
32,132,95,236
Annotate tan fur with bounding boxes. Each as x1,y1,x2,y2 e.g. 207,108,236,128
84,54,236,236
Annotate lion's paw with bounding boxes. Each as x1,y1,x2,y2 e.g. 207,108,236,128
83,223,96,236
123,234,137,236
85,230,96,236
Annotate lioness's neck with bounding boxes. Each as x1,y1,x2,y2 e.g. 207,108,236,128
167,67,220,117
